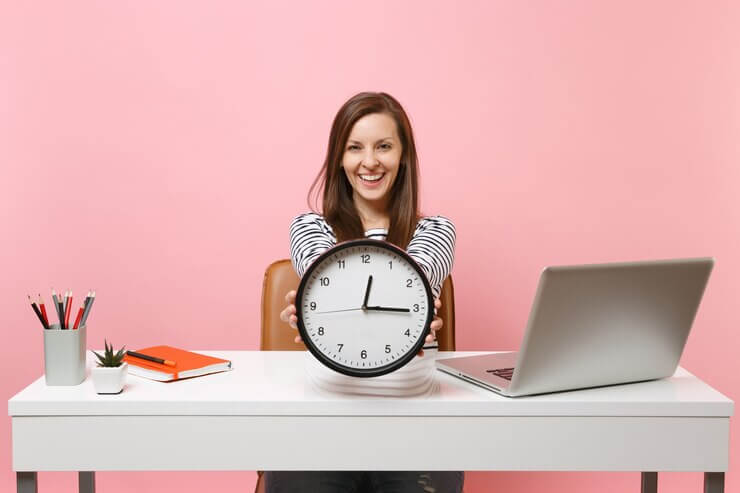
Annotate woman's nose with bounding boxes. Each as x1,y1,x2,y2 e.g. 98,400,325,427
361,151,380,168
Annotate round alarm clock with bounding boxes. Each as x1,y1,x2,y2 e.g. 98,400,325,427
295,238,434,377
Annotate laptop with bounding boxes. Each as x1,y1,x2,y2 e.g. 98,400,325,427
436,257,714,397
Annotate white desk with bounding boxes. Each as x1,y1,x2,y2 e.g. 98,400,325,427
9,351,733,493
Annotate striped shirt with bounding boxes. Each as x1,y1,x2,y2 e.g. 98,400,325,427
289,213,456,299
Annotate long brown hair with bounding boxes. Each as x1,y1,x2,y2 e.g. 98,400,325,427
307,92,421,248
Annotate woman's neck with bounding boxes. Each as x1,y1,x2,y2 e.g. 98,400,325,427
362,218,389,231
354,197,390,231
360,213,390,231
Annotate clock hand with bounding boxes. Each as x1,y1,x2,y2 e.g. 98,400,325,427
365,306,411,313
362,275,373,310
314,307,365,314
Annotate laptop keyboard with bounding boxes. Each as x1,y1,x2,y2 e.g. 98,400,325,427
486,367,514,380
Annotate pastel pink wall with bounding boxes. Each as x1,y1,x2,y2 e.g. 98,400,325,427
2,1,738,492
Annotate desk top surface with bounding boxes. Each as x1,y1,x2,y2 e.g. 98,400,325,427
8,351,733,417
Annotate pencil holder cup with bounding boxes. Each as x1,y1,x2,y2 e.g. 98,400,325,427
43,324,87,386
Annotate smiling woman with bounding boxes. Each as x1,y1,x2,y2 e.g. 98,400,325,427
306,92,427,249
268,91,462,493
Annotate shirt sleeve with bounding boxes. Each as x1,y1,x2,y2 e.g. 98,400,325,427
407,216,457,299
289,213,337,278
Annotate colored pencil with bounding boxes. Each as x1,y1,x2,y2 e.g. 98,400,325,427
80,290,96,327
59,294,66,329
38,294,49,327
64,291,73,329
28,295,49,330
52,289,65,330
72,306,84,330
51,289,59,320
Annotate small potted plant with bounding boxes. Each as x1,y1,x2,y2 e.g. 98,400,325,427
91,340,128,394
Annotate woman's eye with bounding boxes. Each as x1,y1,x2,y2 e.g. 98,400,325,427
379,144,391,149
348,145,360,151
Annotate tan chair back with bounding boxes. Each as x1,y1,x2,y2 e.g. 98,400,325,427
260,259,456,351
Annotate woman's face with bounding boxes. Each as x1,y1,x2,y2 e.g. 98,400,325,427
341,112,403,210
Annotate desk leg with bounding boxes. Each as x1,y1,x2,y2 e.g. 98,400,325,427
79,472,95,493
641,472,657,493
17,472,38,493
704,472,724,493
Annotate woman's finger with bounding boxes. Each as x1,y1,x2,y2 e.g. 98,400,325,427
285,290,296,303
430,316,443,336
283,290,299,343
280,304,296,323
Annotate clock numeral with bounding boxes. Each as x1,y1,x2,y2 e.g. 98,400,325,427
385,345,391,354
310,302,317,311
361,349,367,359
318,327,324,336
404,329,411,337
361,254,370,264
413,304,419,312
337,260,345,269
406,279,413,288
388,260,392,270
337,343,343,352
320,277,330,287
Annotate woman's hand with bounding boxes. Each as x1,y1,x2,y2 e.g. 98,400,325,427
280,290,444,352
279,290,302,343
418,297,443,357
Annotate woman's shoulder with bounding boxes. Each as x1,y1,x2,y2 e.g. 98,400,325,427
415,214,456,232
290,212,336,235
291,211,324,223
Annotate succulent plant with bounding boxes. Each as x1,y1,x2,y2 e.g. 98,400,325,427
92,340,126,367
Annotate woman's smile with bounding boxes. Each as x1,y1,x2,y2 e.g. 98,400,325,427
358,172,386,187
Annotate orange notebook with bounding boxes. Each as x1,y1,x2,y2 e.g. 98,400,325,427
123,345,232,382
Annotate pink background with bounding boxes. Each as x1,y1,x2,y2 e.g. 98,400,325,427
2,1,738,491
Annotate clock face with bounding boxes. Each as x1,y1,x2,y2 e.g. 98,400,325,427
296,239,434,377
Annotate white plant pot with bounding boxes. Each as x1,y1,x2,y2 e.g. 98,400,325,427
92,362,128,394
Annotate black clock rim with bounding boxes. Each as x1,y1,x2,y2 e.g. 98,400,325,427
295,238,435,378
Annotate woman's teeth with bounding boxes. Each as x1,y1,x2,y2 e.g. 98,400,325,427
360,174,384,182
